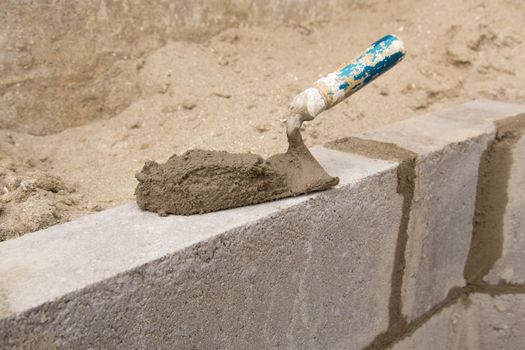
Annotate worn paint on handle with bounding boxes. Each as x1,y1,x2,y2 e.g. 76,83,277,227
290,35,405,120
320,34,405,107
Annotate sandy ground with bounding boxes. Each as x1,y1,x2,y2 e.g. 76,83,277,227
1,0,525,239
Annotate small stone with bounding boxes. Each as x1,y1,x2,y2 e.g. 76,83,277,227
6,134,15,145
87,203,102,211
161,105,178,114
212,92,232,99
446,44,474,66
136,60,145,70
126,122,142,129
402,83,417,94
255,124,270,133
495,303,507,312
217,30,240,43
218,56,229,66
25,158,37,168
309,130,319,139
60,198,73,206
182,99,197,110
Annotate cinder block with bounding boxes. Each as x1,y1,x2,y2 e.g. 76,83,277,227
0,147,402,349
484,133,525,284
360,100,525,155
466,293,525,350
358,100,525,322
391,299,471,350
393,293,525,350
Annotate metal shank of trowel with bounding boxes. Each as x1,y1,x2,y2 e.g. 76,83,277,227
287,34,406,137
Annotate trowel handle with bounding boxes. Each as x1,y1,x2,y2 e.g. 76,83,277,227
290,34,405,120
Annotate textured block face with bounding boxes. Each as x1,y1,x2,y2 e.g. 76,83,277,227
359,112,495,322
356,101,525,323
393,294,525,350
391,300,471,350
485,134,525,284
0,149,402,349
401,136,490,321
467,294,525,350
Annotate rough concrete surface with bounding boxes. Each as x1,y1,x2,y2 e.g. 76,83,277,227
360,100,525,156
393,294,525,350
391,299,473,350
485,132,525,284
400,136,490,321
0,147,402,349
325,135,417,342
463,123,519,284
466,293,525,350
358,101,525,322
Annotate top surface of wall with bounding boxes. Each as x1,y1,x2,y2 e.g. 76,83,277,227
360,100,525,155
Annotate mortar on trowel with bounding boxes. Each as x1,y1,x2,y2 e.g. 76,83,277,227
135,35,406,216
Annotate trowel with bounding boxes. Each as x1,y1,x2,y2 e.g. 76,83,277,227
135,35,406,215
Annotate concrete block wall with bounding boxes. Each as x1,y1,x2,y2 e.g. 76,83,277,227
350,107,495,322
482,121,525,285
1,100,525,349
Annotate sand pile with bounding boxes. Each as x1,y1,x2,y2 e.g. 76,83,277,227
0,158,87,241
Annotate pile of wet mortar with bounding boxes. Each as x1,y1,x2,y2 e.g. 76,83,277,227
135,137,339,215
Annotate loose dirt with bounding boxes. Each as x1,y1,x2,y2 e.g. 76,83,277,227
2,0,525,239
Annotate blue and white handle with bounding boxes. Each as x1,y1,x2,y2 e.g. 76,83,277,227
289,35,405,121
